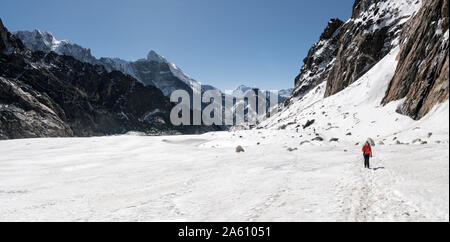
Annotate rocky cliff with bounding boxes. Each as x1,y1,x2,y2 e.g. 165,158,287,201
291,18,343,98
382,0,449,119
291,0,448,120
324,0,421,97
291,0,421,100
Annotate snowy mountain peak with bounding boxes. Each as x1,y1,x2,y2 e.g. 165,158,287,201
236,84,252,90
15,29,66,52
230,85,293,101
14,29,97,65
32,29,53,41
231,85,254,98
147,50,167,63
15,29,206,97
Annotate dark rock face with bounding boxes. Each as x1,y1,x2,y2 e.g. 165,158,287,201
289,0,448,120
0,19,24,52
131,58,193,97
291,18,343,98
324,0,418,97
352,0,378,18
320,18,345,40
382,0,449,119
0,18,199,139
0,77,73,139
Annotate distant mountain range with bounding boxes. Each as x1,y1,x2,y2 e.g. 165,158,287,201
1,18,219,139
15,29,204,97
229,84,293,102
14,30,292,101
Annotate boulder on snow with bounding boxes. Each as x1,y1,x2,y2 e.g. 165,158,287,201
312,137,324,142
287,147,298,152
346,132,352,136
300,140,311,145
235,145,245,153
303,120,315,129
412,138,422,144
329,138,339,142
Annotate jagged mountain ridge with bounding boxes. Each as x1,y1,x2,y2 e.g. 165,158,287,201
258,0,448,141
230,84,293,102
15,30,293,103
14,30,204,97
291,18,344,99
382,0,449,119
291,0,421,100
287,0,448,120
1,18,212,139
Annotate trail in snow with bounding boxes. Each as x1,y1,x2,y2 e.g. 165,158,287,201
335,154,432,222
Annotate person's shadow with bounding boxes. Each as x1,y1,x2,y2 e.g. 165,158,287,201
371,167,385,171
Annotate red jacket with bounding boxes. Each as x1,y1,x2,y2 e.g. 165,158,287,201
362,144,372,156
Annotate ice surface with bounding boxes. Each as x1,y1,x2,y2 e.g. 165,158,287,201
0,124,447,221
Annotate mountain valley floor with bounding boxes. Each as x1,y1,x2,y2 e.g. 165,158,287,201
0,129,448,222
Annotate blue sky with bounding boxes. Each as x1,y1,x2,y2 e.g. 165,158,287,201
1,0,354,91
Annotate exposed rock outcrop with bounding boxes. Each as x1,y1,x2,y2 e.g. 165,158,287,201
291,18,343,98
290,0,422,103
14,30,207,98
382,0,449,119
0,19,24,52
324,0,421,97
0,77,73,139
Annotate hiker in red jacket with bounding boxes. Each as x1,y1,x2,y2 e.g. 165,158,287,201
362,141,373,169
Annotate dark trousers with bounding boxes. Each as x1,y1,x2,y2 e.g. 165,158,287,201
364,154,370,168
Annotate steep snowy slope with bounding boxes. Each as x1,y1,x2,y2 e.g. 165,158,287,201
279,0,448,133
325,0,422,97
288,0,424,113
259,46,449,146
